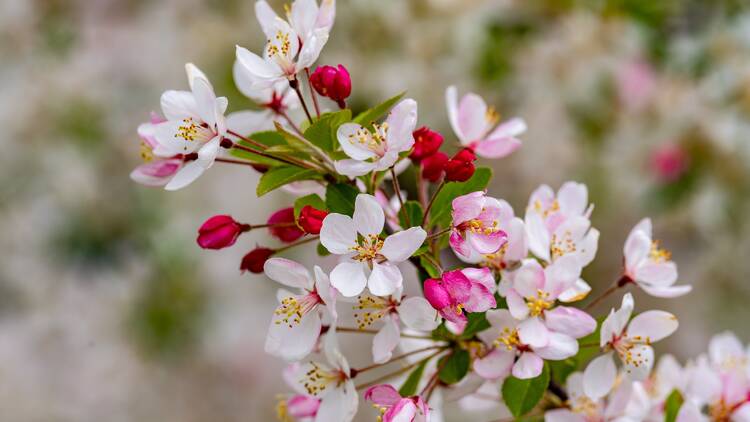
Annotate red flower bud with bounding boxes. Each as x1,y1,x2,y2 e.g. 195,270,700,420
444,148,477,182
410,126,444,162
197,215,248,250
298,205,328,235
423,278,451,310
452,147,476,162
240,247,276,274
268,207,305,243
420,152,448,182
310,65,351,107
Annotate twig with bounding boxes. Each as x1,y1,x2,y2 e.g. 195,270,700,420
305,68,321,118
390,167,410,227
584,275,631,311
422,181,445,229
290,78,314,125
352,346,445,375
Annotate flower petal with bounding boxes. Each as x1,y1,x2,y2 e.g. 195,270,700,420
398,297,439,331
353,194,385,237
373,314,401,363
364,384,401,407
264,257,314,290
583,352,617,399
634,262,678,287
160,90,198,121
518,317,549,348
265,309,321,361
381,227,427,263
474,136,521,159
164,160,206,191
320,214,357,254
512,352,544,379
457,92,489,142
368,262,402,297
533,332,578,360
463,282,496,313
337,123,378,160
334,159,376,178
544,306,597,339
385,98,418,152
315,381,358,422
445,85,463,143
627,310,678,343
622,344,654,381
474,348,514,380
557,182,588,217
329,261,368,297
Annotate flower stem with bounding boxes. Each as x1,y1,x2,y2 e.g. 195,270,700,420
275,236,319,253
290,77,314,125
584,275,632,311
421,350,450,402
422,181,445,229
420,253,443,274
335,326,432,340
215,157,256,167
305,68,321,118
354,349,445,390
278,111,304,137
426,227,451,240
390,167,410,227
230,141,320,171
352,346,445,376
417,166,427,208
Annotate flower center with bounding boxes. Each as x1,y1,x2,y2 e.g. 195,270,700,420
353,295,396,329
301,363,345,396
351,234,384,263
526,290,553,317
534,199,560,218
265,29,296,75
348,123,389,157
612,335,651,370
569,395,599,418
649,240,671,263
274,292,322,328
551,230,577,260
175,117,215,146
140,140,154,162
494,327,521,351
709,399,733,422
485,106,500,125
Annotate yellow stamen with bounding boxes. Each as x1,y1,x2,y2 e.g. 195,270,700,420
526,290,553,317
649,240,671,263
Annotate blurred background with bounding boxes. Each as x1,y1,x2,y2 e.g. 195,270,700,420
1,0,749,420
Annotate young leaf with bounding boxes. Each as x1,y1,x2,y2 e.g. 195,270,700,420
256,166,320,197
353,92,405,128
229,131,287,166
398,201,424,228
438,349,470,384
293,194,326,220
399,359,428,397
502,363,550,417
325,183,359,216
316,242,331,256
428,167,492,229
459,313,490,339
419,256,441,279
304,110,352,152
664,389,684,422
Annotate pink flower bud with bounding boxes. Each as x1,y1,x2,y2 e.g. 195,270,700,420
287,395,320,418
410,126,444,162
196,215,248,249
420,152,448,182
651,144,689,183
310,65,351,107
423,278,451,310
298,205,328,235
268,207,305,243
240,247,276,274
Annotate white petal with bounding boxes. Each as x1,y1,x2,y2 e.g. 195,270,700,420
337,123,377,160
320,214,356,254
457,92,489,142
533,332,578,360
160,90,198,121
518,317,549,348
474,348,514,380
512,352,544,379
254,0,280,39
353,194,385,237
634,262,678,287
558,279,592,303
526,212,551,262
506,290,530,320
381,227,427,263
191,75,219,128
557,182,588,217
445,85,464,143
164,160,206,191
544,409,586,422
290,0,318,37
398,297,439,331
624,230,651,273
373,314,400,363
225,109,274,136
583,353,617,399
265,311,321,361
368,262,402,297
329,262,368,297
314,266,338,319
621,344,654,381
627,311,678,343
334,159,376,178
235,45,282,81
315,381,358,422
676,401,709,422
296,29,328,69
639,284,692,298
385,98,418,152
264,257,314,290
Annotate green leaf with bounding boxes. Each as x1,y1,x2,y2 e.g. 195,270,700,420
256,166,320,197
502,363,550,417
428,167,492,229
316,242,330,256
274,122,316,154
398,201,424,228
664,389,684,422
304,110,352,151
459,313,490,339
438,349,470,385
419,256,441,279
399,359,428,397
294,194,326,220
228,131,287,166
353,92,405,128
325,183,360,216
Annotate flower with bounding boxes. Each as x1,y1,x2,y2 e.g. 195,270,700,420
291,327,358,422
240,247,276,273
525,181,599,266
444,148,476,182
420,151,448,182
374,189,406,231
235,0,336,89
151,64,229,190
319,194,426,297
263,258,337,361
196,215,249,249
623,218,691,298
268,207,305,243
284,394,320,420
278,363,322,421
544,372,637,422
445,85,526,159
334,99,418,177
365,384,430,422
410,126,444,162
423,268,496,331
583,293,679,399
650,143,689,183
309,64,351,107
617,59,656,112
130,113,184,186
233,66,298,118
449,191,508,258
298,205,328,234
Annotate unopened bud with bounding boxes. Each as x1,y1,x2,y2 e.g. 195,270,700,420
240,247,276,274
298,205,328,235
196,215,248,249
310,65,352,108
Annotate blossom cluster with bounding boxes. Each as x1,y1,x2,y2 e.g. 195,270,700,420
129,1,716,421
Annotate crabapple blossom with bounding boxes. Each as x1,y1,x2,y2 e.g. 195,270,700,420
196,215,249,249
309,64,351,107
235,0,335,89
544,372,639,422
279,363,321,421
267,207,305,243
423,268,497,332
263,258,337,361
231,68,297,129
365,384,430,422
130,113,183,186
650,144,689,183
334,99,418,177
623,218,691,298
375,189,406,231
445,85,527,159
583,293,679,399
319,194,426,297
450,191,509,258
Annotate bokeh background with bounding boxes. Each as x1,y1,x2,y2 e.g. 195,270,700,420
2,0,750,420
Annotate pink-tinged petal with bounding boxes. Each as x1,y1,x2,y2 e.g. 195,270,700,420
424,279,451,310
676,401,708,422
732,401,750,422
464,282,496,313
544,409,586,422
164,160,206,191
627,310,678,343
634,262,677,287
557,182,588,217
525,212,551,262
513,352,544,379
504,217,529,262
445,86,464,143
440,306,468,327
709,332,745,367
583,353,617,399
313,266,337,319
337,123,378,160
452,191,485,225
381,227,427,263
384,399,418,422
373,314,401,363
506,290,530,320
461,267,496,293
334,158,376,177
364,384,402,406
398,297,439,331
577,228,599,267
315,0,336,32
467,230,507,255
474,136,521,159
385,98,419,152
622,344,654,381
329,261,368,297
514,260,546,298
265,309,321,361
442,270,473,304
263,257,314,290
518,317,550,348
544,307,596,339
480,309,518,345
457,92,490,142
320,214,356,254
290,0,318,37
153,120,197,156
533,332,578,360
558,279,592,303
600,293,634,346
639,284,692,298
488,117,527,139
353,194,386,237
624,230,651,273
544,254,582,298
368,262,403,297
450,230,471,258
315,381,358,422
130,159,181,186
474,348,514,380
287,394,321,418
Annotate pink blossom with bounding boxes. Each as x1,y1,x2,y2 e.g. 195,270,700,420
130,113,183,187
365,384,430,422
617,59,657,112
651,144,689,183
423,268,496,332
450,191,508,258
